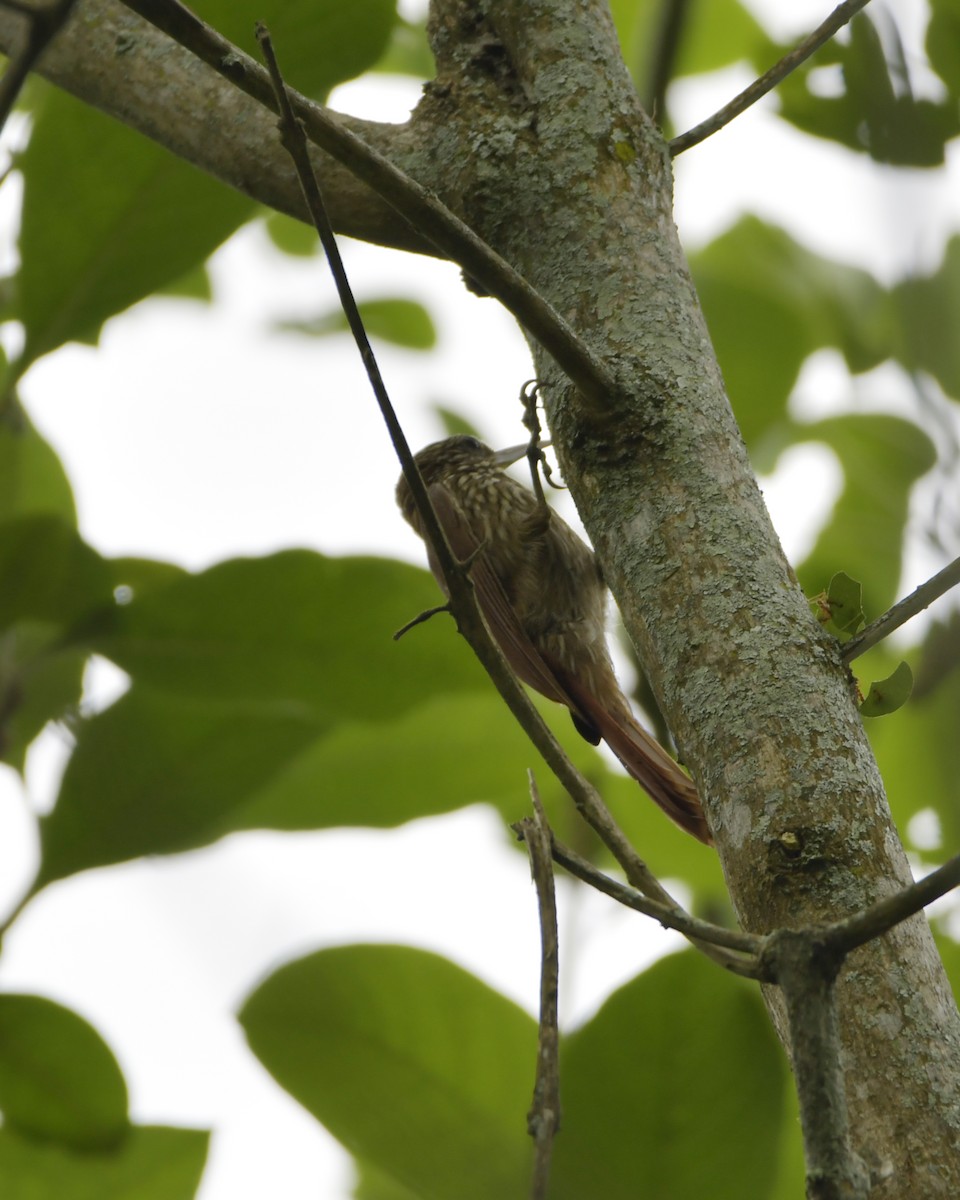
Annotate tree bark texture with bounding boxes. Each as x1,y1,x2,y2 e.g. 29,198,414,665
3,0,960,1191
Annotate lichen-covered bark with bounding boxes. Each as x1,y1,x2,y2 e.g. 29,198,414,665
4,0,960,1189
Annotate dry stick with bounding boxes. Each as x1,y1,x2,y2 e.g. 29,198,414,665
842,553,960,663
253,23,744,982
515,774,561,1200
824,849,960,956
670,0,873,156
0,0,78,129
549,837,762,970
120,0,616,410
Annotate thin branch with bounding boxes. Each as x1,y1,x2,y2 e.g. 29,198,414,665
824,850,960,956
393,604,451,641
670,0,873,156
0,0,79,130
516,774,561,1200
842,553,960,662
548,835,764,976
120,0,616,410
643,0,693,121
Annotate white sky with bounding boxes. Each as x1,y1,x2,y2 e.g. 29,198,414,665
0,2,956,1197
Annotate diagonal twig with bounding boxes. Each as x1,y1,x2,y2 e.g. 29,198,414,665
823,850,960,955
842,554,960,662
670,0,873,155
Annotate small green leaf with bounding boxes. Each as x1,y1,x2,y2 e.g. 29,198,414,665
240,945,535,1200
860,660,913,717
817,571,865,639
0,1124,209,1199
0,995,128,1149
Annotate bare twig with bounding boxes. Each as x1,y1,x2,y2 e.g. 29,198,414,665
670,0,873,156
549,835,764,976
842,554,960,662
824,851,960,956
515,774,561,1200
120,0,616,410
393,604,451,641
0,0,79,130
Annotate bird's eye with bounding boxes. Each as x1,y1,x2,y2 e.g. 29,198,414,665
459,435,484,452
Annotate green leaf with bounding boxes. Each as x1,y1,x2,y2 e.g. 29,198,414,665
10,0,398,378
690,218,891,452
866,629,960,845
927,0,960,98
796,415,936,615
0,518,114,768
860,660,913,717
192,0,397,94
36,689,325,886
263,212,319,258
240,945,535,1200
0,413,75,525
0,995,128,1149
551,952,786,1200
0,1125,209,1200
894,235,960,400
234,692,540,831
278,297,438,350
431,406,485,440
776,12,960,165
354,1160,424,1200
0,517,114,631
0,633,86,772
814,571,865,640
12,85,253,376
92,554,487,721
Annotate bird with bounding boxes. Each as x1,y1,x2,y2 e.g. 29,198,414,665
395,434,711,844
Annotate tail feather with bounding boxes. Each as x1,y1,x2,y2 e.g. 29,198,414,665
563,682,712,845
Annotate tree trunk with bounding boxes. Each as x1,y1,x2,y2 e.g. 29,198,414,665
4,0,960,1191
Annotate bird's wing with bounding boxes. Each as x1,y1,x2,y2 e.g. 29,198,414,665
425,481,577,709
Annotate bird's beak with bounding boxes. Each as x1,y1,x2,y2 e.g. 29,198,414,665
492,440,551,468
